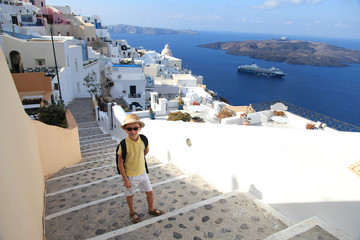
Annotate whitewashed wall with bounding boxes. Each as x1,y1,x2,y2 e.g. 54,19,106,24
139,119,360,239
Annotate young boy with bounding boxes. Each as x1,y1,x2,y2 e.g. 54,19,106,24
118,114,164,224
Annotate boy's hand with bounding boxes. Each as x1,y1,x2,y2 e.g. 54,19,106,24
124,179,131,189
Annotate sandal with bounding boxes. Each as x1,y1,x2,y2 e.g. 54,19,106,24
148,208,165,216
130,212,141,224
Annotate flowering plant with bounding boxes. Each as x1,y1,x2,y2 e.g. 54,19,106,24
217,109,235,119
274,110,285,117
306,123,315,129
240,113,248,119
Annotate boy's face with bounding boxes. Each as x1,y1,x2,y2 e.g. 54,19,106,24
124,122,141,140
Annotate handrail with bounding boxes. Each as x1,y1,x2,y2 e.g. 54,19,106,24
251,100,360,132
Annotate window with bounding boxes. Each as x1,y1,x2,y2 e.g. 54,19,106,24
41,1,43,7
35,59,45,66
21,15,32,23
87,38,90,42
92,37,94,42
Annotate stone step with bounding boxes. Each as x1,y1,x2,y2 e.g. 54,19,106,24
81,148,115,159
81,143,119,154
80,136,117,147
49,158,114,179
45,174,222,240
77,121,99,129
80,137,115,147
78,127,104,138
46,156,163,194
81,153,114,163
265,216,348,240
79,134,112,143
108,192,288,240
45,162,184,216
80,140,118,152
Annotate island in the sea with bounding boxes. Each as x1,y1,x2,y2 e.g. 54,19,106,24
198,39,360,67
107,24,198,35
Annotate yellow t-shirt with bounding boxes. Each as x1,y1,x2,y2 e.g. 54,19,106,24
117,136,148,177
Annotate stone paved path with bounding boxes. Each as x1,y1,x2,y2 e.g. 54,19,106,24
44,98,341,240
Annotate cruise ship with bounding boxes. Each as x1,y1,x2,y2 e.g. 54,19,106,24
238,63,286,78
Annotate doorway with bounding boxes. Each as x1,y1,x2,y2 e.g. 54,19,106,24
10,51,23,73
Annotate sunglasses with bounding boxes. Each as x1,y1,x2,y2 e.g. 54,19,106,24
126,127,140,132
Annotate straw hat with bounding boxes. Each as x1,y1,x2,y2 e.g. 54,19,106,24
121,114,145,129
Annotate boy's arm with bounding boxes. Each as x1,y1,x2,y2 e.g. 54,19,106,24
145,146,149,156
118,155,131,189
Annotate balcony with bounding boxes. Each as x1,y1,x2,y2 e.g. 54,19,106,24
128,93,142,98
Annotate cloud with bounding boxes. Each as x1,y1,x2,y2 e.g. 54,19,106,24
252,0,324,9
334,22,350,28
187,15,223,21
165,14,183,20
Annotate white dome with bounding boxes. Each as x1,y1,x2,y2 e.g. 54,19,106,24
161,44,172,56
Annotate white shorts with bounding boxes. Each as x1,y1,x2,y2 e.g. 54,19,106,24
124,172,153,197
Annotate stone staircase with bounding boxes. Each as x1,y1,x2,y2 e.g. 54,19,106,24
44,98,343,240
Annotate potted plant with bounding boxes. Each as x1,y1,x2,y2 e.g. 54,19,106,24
178,97,184,110
149,107,156,120
167,111,191,122
241,113,251,125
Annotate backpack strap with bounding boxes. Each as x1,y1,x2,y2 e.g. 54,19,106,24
120,139,127,173
115,139,126,175
115,144,120,175
139,134,149,174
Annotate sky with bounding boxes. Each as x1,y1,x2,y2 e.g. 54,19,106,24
46,0,360,39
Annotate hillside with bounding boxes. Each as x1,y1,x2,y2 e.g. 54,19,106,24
107,24,198,35
198,40,360,67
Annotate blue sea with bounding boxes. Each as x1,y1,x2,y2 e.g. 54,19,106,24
109,31,360,127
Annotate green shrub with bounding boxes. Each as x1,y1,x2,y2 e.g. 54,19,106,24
38,100,67,128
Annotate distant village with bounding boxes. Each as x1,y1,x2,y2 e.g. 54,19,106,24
0,0,219,119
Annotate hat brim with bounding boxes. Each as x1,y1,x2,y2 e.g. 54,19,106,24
121,119,145,129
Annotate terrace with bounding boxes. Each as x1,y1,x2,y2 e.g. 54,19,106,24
44,98,360,240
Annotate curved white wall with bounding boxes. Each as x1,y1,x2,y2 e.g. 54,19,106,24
140,119,360,239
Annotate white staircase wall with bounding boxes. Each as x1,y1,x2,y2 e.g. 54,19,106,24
139,119,360,239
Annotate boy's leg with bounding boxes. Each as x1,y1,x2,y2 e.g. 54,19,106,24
139,172,164,215
126,194,141,223
126,194,136,213
145,190,154,211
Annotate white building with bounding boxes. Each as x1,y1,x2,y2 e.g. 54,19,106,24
83,15,112,42
0,0,47,36
107,61,146,110
110,40,139,59
0,33,100,105
172,74,202,87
